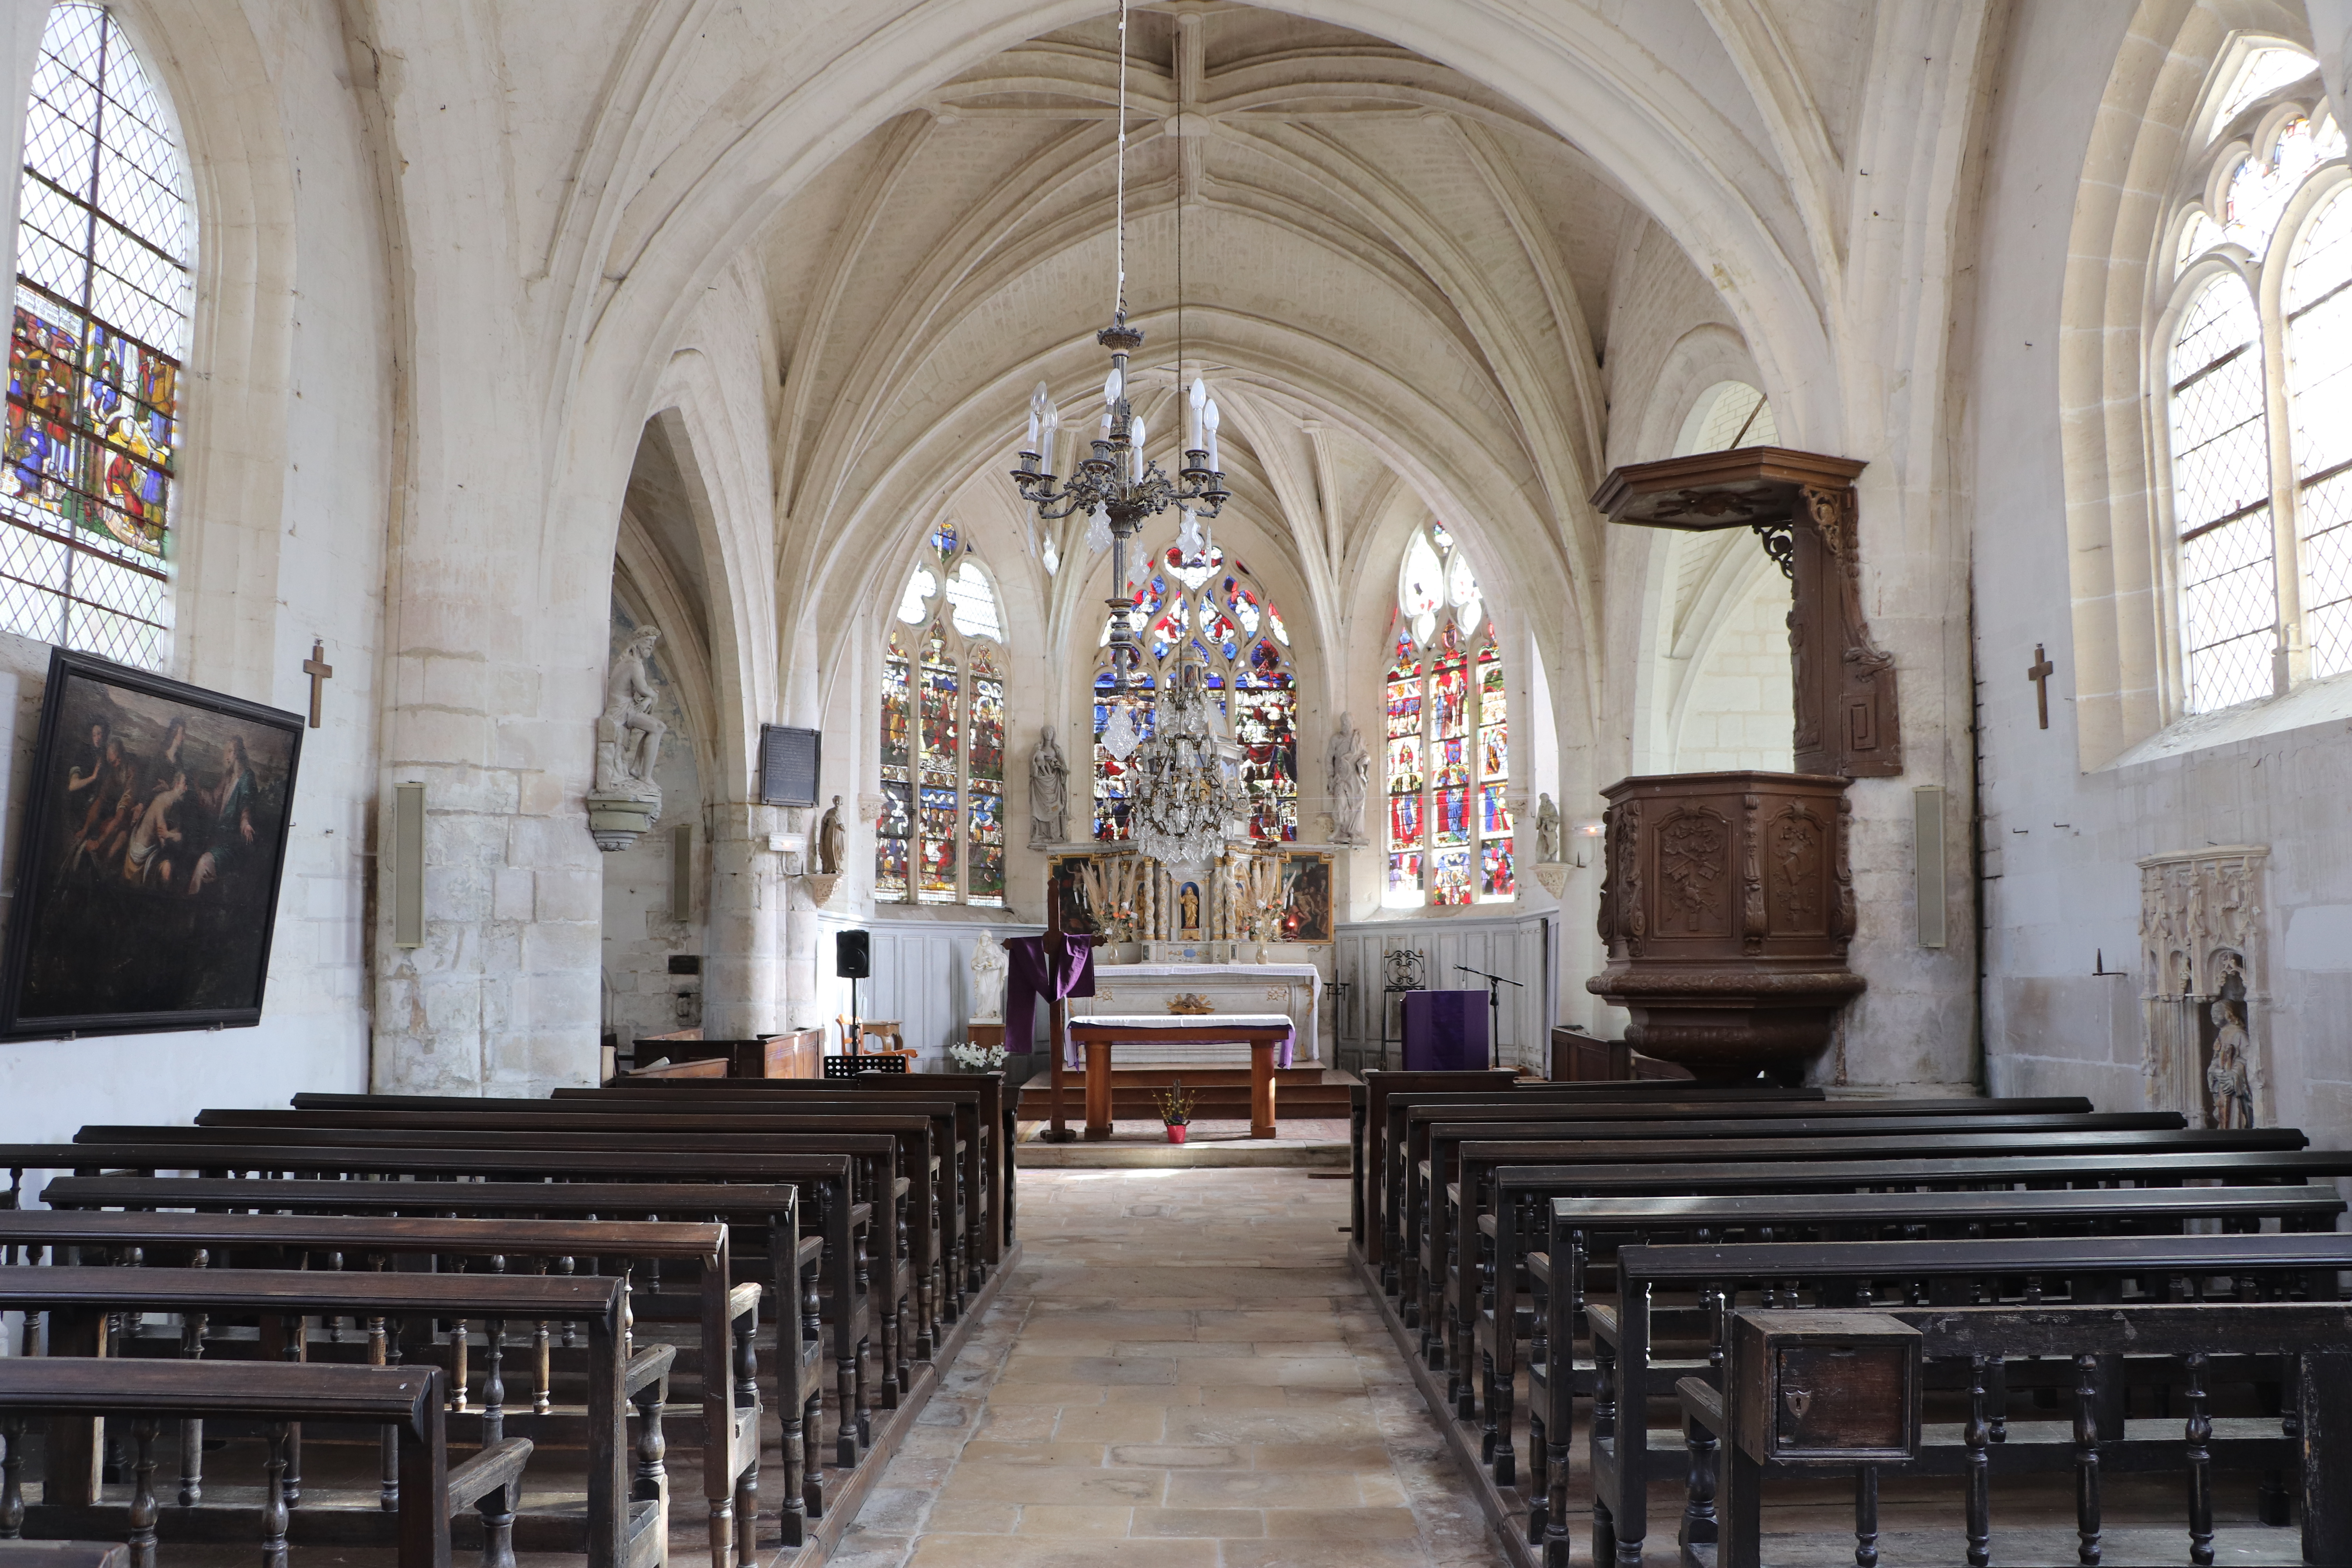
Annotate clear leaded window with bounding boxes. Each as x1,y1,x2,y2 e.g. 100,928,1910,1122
877,521,1005,906
1384,522,1511,906
4,4,189,668
2164,46,2351,710
1092,541,1296,843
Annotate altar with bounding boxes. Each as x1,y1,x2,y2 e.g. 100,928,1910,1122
1070,963,1322,1065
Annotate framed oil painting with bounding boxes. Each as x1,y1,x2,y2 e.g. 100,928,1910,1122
1278,851,1333,944
1046,853,1097,936
0,647,304,1039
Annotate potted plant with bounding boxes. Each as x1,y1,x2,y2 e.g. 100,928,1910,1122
1153,1079,1196,1144
944,1038,1009,1075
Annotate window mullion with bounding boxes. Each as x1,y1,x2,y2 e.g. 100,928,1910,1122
2262,270,2308,690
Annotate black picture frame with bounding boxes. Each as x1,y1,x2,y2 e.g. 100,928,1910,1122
0,646,305,1040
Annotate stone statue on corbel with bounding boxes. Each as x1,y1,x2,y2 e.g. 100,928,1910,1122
587,625,666,851
2137,846,2269,1127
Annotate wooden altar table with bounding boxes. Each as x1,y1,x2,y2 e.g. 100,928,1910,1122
1065,1015,1297,1140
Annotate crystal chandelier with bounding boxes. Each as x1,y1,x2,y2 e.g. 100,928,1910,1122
1010,0,1230,784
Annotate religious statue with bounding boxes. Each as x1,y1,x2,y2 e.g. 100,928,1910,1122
969,928,1008,1023
1535,792,1563,863
2207,1000,2256,1129
1327,714,1371,844
1030,726,1068,846
594,626,666,803
816,794,846,875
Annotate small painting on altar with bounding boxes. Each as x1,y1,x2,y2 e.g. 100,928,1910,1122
1178,880,1202,938
1047,853,1098,935
1278,851,1333,944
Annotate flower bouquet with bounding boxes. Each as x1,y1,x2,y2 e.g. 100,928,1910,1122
1153,1078,1197,1144
944,1038,1009,1074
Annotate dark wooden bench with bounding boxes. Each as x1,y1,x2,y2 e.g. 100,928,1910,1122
0,1543,130,1568
0,1267,648,1568
0,1359,522,1568
181,1103,969,1359
2,1142,885,1482
1592,1231,2352,1568
1508,1181,2350,1554
1369,1084,1830,1288
0,1207,788,1560
1408,1111,2210,1368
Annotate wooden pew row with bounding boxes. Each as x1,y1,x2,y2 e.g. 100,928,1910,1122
47,1128,911,1428
1,1143,882,1484
0,1359,519,1568
0,1268,651,1568
1350,1074,1787,1268
1417,1110,2190,1366
290,1083,1007,1298
550,1074,1016,1270
1688,1298,2352,1568
1366,1083,1834,1285
1618,1236,2352,1568
1522,1183,2352,1562
0,1207,793,1561
1348,1141,2352,1568
1380,1094,2101,1306
180,1103,968,1356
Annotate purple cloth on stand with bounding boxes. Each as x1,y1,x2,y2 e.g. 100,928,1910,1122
1004,935,1096,1058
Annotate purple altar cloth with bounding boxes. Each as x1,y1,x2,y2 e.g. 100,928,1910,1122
1004,935,1095,1059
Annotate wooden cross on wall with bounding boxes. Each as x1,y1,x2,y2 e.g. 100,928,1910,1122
2026,644,2055,730
302,639,332,729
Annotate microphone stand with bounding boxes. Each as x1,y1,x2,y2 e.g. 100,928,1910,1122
1454,965,1523,1070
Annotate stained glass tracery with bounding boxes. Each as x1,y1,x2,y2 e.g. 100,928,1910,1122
877,537,1004,905
1386,523,1512,904
1093,543,1296,843
4,2,191,669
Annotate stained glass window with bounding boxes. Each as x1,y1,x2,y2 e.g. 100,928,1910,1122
4,3,192,669
1386,523,1513,905
1091,544,1297,843
2160,49,2352,715
876,533,1004,905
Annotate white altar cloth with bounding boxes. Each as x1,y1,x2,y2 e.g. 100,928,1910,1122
1065,1014,1299,1070
1071,964,1321,1065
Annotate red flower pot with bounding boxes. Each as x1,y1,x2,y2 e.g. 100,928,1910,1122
1166,1124,1188,1144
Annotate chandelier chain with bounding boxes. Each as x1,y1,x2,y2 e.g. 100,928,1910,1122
1114,0,1129,320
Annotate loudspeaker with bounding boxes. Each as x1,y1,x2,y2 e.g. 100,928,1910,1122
835,929,871,979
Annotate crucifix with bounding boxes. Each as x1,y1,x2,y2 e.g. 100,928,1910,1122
301,638,333,729
2026,643,2055,730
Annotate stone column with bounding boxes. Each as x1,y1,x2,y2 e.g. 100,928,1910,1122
702,802,786,1038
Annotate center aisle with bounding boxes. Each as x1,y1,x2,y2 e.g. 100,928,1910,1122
823,1166,1507,1568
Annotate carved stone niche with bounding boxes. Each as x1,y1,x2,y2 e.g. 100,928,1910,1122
2138,846,2267,1129
1591,448,1899,778
1587,770,1864,1083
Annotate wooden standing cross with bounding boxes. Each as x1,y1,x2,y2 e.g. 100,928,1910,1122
2027,643,2055,730
301,639,332,729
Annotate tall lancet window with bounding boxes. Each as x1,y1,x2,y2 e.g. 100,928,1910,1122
1385,522,1511,906
2162,45,2352,709
1092,541,1296,842
5,3,191,669
877,521,1005,906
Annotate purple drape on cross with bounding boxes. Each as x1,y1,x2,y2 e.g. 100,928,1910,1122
1003,934,1095,1059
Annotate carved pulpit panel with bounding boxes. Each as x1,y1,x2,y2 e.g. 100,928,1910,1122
1592,448,1900,778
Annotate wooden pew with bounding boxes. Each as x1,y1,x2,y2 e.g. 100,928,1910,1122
1691,1298,2352,1568
1590,1229,2352,1568
178,1103,965,1358
0,1207,788,1560
1,1143,884,1478
1379,1093,2082,1303
0,1359,520,1568
0,1267,650,1568
1363,1081,1826,1286
1353,1071,1520,1262
551,1074,1016,1271
1513,1181,2350,1554
63,1123,919,1415
1396,1103,2169,1347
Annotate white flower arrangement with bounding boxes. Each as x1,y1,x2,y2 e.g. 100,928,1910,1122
944,1038,1009,1073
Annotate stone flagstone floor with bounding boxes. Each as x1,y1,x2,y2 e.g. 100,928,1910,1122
823,1166,1507,1567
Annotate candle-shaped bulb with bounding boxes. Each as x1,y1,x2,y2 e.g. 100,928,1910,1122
1103,366,1123,408
1025,409,1040,454
1203,397,1221,470
1040,401,1060,469
1187,377,1206,450
1131,416,1147,480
